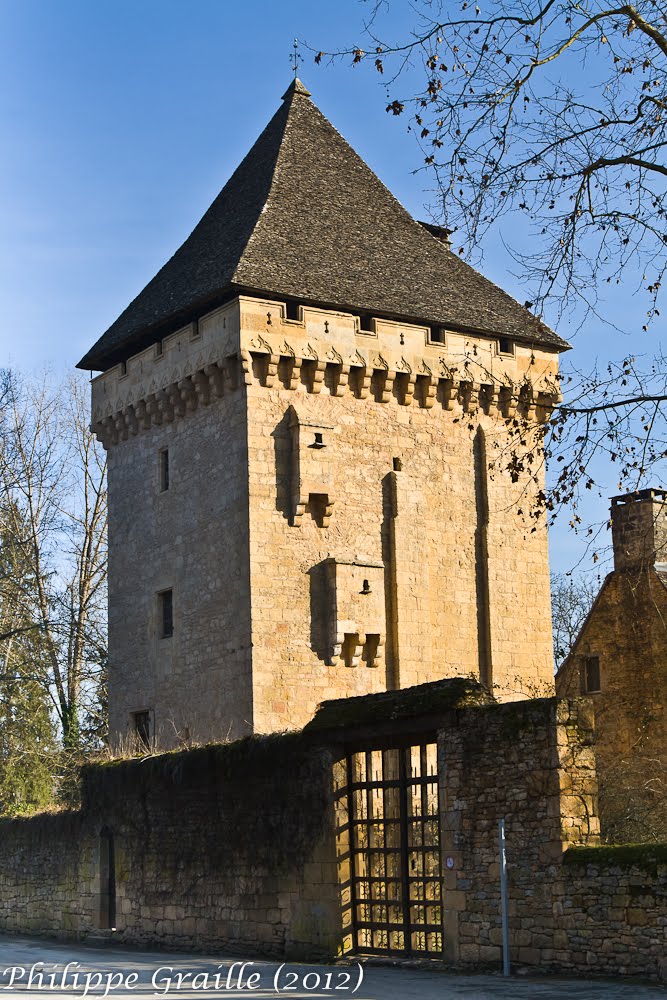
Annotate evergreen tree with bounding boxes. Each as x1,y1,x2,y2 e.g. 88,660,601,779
0,499,57,814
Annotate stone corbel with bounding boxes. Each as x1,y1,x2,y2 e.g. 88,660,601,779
291,494,334,528
461,381,480,412
278,342,301,390
395,359,415,405
320,497,335,527
93,416,117,449
440,377,459,411
291,501,306,528
264,353,279,387
113,412,128,442
482,384,499,417
520,384,536,420
372,357,394,403
499,384,518,419
145,393,162,426
536,391,560,422
133,399,151,430
178,378,198,412
417,374,436,409
193,370,212,405
326,347,348,397
123,405,139,436
365,634,384,668
334,364,350,396
349,358,371,399
303,346,326,394
416,362,436,409
238,350,254,387
343,632,365,668
166,384,186,419
156,388,175,423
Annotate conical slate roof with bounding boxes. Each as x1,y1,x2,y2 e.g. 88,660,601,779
78,79,569,371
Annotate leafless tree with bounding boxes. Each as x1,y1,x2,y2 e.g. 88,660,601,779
550,570,599,665
318,0,667,324
313,2,667,525
0,370,107,751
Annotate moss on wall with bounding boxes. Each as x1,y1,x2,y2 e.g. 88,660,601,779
305,676,494,731
564,843,667,868
81,732,333,871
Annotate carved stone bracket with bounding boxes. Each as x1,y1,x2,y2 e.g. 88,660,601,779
91,335,558,451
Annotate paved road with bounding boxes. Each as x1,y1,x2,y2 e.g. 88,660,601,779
0,935,663,1000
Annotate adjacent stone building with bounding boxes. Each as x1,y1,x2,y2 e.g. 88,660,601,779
556,489,667,841
79,79,569,748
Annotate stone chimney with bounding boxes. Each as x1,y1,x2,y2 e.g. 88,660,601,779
610,488,667,570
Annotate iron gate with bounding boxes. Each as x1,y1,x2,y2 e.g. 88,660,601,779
334,743,443,956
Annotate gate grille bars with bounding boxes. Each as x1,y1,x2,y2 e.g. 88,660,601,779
334,743,443,957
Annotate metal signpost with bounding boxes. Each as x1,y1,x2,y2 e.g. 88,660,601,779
498,818,510,977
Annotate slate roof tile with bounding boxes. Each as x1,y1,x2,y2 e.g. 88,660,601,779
78,79,569,372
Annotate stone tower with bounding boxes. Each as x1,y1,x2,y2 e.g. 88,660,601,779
79,80,568,748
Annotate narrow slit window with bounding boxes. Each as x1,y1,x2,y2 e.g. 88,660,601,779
159,449,169,492
159,589,173,638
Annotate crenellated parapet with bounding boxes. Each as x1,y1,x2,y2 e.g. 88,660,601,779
90,295,562,449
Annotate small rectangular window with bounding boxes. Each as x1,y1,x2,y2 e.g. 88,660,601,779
119,360,127,377
358,315,375,334
159,589,173,638
155,340,163,358
132,711,151,748
582,655,601,694
159,449,169,492
429,327,446,345
498,336,514,356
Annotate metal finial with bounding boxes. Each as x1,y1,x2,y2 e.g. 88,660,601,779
291,38,300,78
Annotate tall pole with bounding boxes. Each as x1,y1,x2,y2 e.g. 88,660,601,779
499,818,510,976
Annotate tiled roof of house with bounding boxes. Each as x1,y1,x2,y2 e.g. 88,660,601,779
78,78,569,371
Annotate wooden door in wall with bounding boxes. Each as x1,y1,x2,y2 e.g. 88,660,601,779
334,743,443,956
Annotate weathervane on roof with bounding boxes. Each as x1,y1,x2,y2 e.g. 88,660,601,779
291,38,302,78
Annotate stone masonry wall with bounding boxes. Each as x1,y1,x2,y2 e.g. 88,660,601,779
439,698,599,966
0,735,341,959
104,305,254,746
557,847,667,980
556,569,667,842
243,297,556,733
0,812,93,940
0,693,664,979
439,697,666,981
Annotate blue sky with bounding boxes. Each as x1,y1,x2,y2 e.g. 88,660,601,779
0,0,654,574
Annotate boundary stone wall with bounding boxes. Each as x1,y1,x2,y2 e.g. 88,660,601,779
0,735,341,959
0,689,663,980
